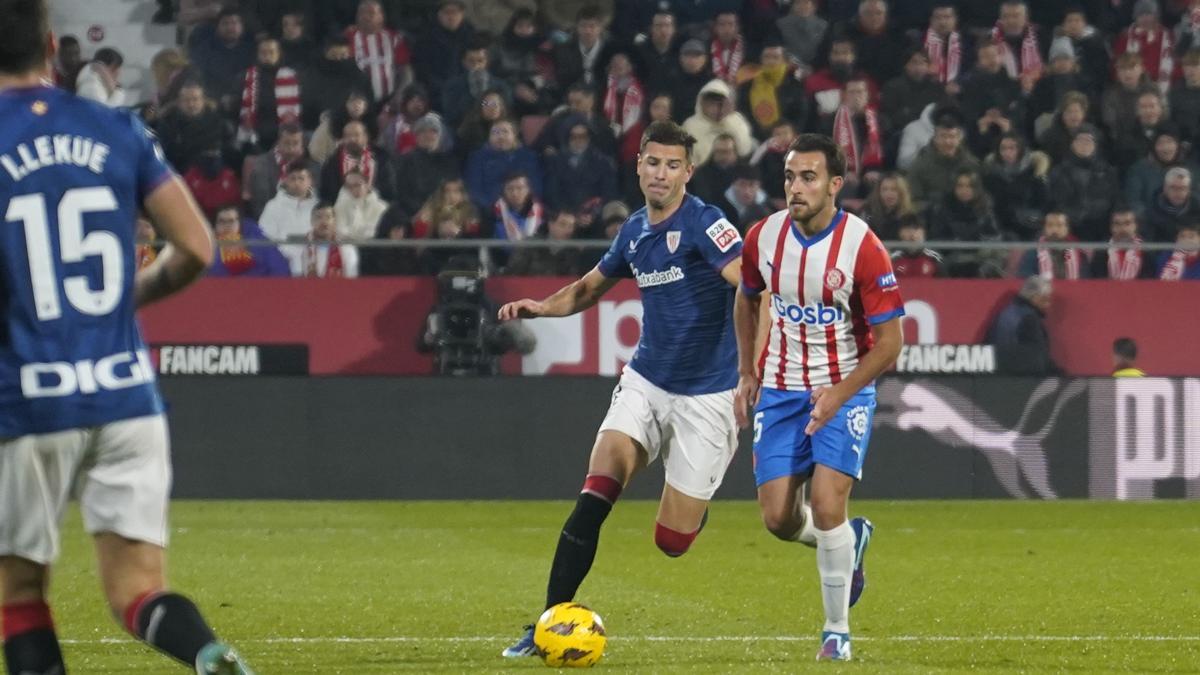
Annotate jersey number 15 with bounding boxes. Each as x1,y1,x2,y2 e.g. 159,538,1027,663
6,186,122,321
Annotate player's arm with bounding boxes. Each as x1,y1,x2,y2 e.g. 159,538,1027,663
134,177,214,308
497,266,620,320
733,285,763,428
719,257,742,287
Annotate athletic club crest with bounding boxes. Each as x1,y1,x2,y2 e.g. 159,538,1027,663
666,231,681,253
824,268,846,290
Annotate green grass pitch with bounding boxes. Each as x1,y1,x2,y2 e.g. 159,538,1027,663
46,500,1200,673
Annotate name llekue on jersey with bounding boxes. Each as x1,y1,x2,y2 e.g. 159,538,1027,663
1,134,110,181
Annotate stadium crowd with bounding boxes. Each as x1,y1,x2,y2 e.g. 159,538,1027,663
58,0,1200,279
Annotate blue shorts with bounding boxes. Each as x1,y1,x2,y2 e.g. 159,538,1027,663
752,386,876,486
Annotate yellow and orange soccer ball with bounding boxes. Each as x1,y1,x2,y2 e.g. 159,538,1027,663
533,602,607,668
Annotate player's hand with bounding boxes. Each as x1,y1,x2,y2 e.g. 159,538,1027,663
734,373,761,429
497,298,544,321
805,385,850,435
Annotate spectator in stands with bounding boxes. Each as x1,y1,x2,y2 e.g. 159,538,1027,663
465,119,543,211
53,35,84,91
861,172,920,241
360,208,422,276
1111,337,1145,377
1037,90,1090,164
243,123,318,220
260,161,319,242
805,37,875,123
1047,124,1119,241
714,163,771,231
1125,125,1196,218
1114,0,1176,95
600,53,645,157
1091,208,1156,279
420,205,480,275
651,39,711,125
335,169,390,240
188,7,256,115
907,112,979,211
880,50,943,144
1179,0,1200,52
1056,7,1109,98
379,83,432,156
413,178,480,238
634,10,679,84
926,168,1003,277
208,204,291,277
75,47,124,108
1171,50,1200,146
751,120,797,210
986,275,1058,376
236,37,302,153
823,78,883,199
1113,90,1169,171
279,10,317,71
311,90,377,164
1146,167,1200,242
683,79,756,165
146,49,195,121
691,134,741,205
412,0,475,102
457,89,512,154
890,219,944,278
708,11,745,86
319,119,397,203
1028,38,1093,133
155,81,232,173
618,93,673,201
922,3,969,95
505,210,586,276
738,43,809,141
1157,222,1200,279
299,37,372,131
284,203,360,277
983,132,1050,241
394,113,459,214
776,0,828,68
1101,53,1157,142
991,0,1044,95
492,9,555,116
897,102,938,170
345,0,412,103
555,5,618,89
442,37,512,128
491,171,544,242
544,117,618,213
533,82,617,158
838,0,908,84
183,149,241,219
960,42,1024,158
1019,211,1090,279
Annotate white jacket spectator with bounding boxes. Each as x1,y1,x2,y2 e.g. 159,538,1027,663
682,79,756,165
898,102,937,170
334,173,389,240
75,49,125,108
259,163,318,241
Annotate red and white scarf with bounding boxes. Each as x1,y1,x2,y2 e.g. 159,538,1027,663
991,23,1042,79
494,197,544,241
1037,236,1082,280
602,74,644,137
1159,250,1198,280
1107,237,1143,280
338,147,376,187
832,104,883,177
238,65,301,141
305,236,345,277
1123,26,1174,91
711,36,744,84
923,29,962,83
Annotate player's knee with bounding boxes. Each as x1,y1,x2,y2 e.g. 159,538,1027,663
654,522,698,557
761,510,799,540
808,497,846,531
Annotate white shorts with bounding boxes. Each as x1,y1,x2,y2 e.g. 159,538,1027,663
598,366,738,500
0,414,172,565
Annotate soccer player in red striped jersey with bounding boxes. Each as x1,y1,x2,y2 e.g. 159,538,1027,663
732,134,903,662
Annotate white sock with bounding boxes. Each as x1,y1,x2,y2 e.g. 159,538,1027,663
789,503,818,548
814,521,855,634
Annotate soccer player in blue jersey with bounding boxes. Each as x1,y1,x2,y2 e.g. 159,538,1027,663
497,120,744,657
0,2,253,673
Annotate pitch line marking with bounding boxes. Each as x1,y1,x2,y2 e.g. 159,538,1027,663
60,635,1200,645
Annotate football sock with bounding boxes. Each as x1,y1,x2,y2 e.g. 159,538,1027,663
654,522,699,557
2,601,64,675
123,591,217,667
814,521,855,634
790,503,818,547
545,474,621,609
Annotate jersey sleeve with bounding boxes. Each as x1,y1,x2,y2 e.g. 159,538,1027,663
739,219,766,296
695,207,743,272
853,231,906,325
596,228,632,278
127,112,176,203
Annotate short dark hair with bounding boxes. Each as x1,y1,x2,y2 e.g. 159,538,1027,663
94,47,123,68
312,201,335,215
1113,337,1137,360
786,133,846,178
284,160,311,175
502,171,528,185
217,6,242,21
639,120,696,158
577,4,603,23
59,35,80,48
214,203,241,219
278,121,303,137
0,0,50,75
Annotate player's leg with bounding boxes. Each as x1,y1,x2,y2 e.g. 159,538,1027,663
0,558,62,675
752,387,817,544
82,415,252,674
757,474,817,546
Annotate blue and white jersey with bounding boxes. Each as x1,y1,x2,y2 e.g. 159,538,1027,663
0,85,174,437
597,194,742,395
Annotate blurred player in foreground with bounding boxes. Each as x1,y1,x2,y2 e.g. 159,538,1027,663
0,1,252,672
734,134,903,661
497,120,744,657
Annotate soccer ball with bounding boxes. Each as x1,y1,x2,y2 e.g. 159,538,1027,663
534,602,607,668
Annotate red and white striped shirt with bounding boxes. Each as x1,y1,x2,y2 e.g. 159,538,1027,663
345,26,411,102
742,209,904,391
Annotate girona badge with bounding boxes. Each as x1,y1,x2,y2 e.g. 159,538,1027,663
824,268,847,291
666,231,681,253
